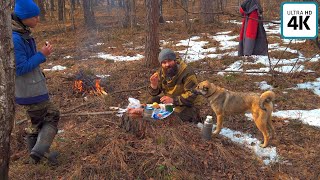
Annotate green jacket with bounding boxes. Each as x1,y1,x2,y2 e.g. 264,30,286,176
148,60,202,113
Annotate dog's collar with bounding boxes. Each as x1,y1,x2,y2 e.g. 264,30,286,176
204,88,217,98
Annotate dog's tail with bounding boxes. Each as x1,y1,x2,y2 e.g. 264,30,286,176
259,91,275,111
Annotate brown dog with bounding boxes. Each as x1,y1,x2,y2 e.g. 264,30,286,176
195,80,275,148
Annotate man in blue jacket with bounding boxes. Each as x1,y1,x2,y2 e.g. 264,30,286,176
12,0,60,165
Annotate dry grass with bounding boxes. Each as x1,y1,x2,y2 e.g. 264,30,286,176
9,0,320,179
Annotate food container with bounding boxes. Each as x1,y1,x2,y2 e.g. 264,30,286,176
143,106,154,118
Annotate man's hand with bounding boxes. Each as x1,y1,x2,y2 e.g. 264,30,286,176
150,72,159,89
40,42,53,57
160,96,173,104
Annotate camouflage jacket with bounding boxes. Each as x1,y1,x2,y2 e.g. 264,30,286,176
148,60,202,113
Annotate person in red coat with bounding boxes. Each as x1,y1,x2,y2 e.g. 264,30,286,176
238,0,268,56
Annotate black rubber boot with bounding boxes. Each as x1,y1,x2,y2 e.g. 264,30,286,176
30,123,58,163
26,134,38,152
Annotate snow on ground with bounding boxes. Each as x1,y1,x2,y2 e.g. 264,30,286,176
255,81,274,90
273,109,320,127
94,52,144,61
43,65,67,71
294,77,320,96
197,123,279,166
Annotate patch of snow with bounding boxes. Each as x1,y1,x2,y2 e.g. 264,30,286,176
63,56,72,59
256,81,273,90
95,53,144,61
294,77,320,96
273,109,320,127
43,65,67,71
197,123,279,165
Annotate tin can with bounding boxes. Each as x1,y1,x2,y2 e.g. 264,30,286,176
165,104,174,112
143,106,154,118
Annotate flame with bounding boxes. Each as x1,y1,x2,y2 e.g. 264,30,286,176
74,80,83,92
93,79,108,95
73,79,107,96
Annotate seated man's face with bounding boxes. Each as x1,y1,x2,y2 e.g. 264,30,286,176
161,59,178,77
22,16,40,28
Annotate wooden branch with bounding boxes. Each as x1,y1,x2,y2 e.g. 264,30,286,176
16,111,118,125
60,111,116,117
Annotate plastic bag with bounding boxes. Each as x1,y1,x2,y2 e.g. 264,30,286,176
126,97,141,109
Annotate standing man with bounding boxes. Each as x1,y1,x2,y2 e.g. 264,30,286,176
148,48,202,123
12,0,60,164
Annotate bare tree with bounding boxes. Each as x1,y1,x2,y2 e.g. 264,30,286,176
200,0,214,24
58,0,65,21
48,0,55,21
181,0,190,28
50,0,55,11
83,0,96,28
36,0,46,21
159,0,165,23
70,0,76,30
144,0,160,67
123,0,136,28
0,0,16,179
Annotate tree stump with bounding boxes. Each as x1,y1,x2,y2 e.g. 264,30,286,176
120,114,147,139
120,113,182,139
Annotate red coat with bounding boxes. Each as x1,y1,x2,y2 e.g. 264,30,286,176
238,0,268,56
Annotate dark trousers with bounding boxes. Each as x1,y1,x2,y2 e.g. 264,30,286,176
24,100,60,135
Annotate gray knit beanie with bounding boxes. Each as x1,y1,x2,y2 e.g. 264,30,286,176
158,48,176,63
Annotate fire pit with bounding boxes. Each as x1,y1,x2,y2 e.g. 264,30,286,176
73,70,107,96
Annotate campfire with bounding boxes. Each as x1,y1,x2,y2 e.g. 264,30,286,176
73,70,107,96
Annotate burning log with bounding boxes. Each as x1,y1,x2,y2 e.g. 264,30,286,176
73,70,107,96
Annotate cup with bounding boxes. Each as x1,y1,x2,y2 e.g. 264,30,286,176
165,104,174,112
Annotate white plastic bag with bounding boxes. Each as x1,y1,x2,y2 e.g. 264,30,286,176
126,97,141,109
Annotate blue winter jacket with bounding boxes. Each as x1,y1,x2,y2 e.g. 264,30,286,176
12,24,49,105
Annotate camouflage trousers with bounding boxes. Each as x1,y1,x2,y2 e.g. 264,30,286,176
24,100,60,135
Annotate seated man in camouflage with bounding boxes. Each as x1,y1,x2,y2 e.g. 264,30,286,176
148,48,202,123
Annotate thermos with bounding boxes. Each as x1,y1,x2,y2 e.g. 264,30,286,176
202,116,213,140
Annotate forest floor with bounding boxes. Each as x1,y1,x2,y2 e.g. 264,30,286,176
9,2,320,180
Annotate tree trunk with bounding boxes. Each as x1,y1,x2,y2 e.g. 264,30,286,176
49,0,55,21
130,0,136,29
50,0,55,11
0,1,16,179
82,0,96,28
58,0,65,21
172,0,177,8
122,0,136,28
144,0,159,67
159,0,164,23
200,0,214,24
70,0,76,30
181,0,189,28
36,0,46,21
123,0,130,28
